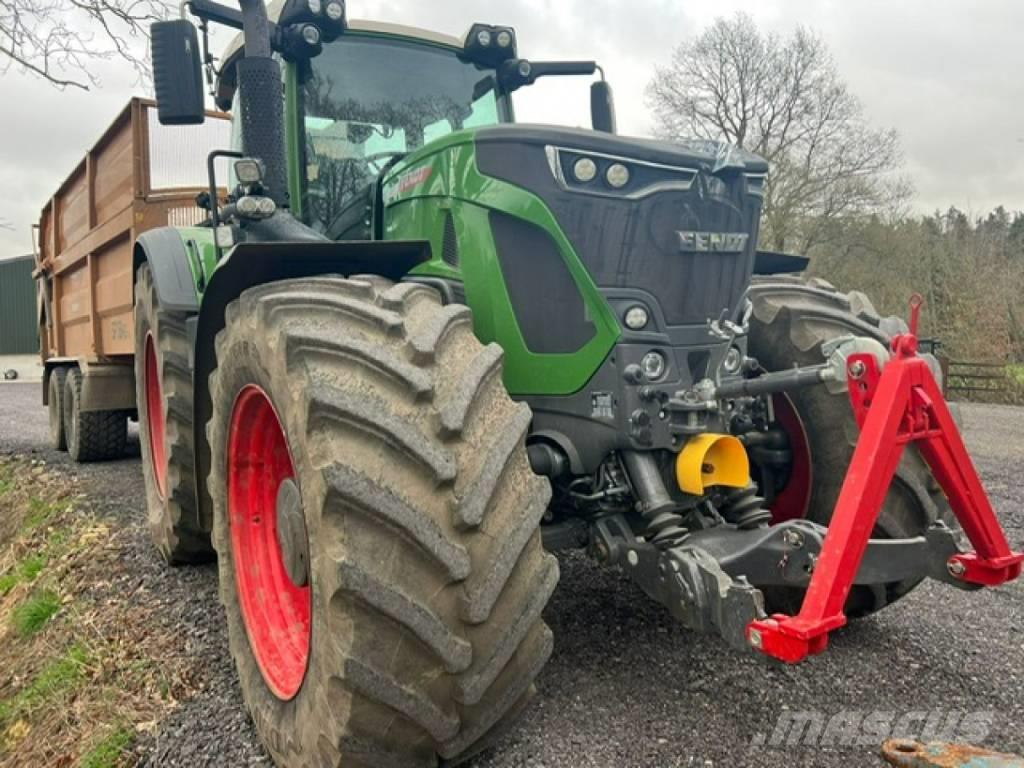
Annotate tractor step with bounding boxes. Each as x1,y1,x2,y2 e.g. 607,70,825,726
747,296,1023,664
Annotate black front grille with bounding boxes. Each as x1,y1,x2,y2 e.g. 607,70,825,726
545,185,757,326
476,130,764,328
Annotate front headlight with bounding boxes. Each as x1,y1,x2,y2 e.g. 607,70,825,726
606,163,630,189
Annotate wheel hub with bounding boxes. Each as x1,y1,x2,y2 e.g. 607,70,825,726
276,478,310,588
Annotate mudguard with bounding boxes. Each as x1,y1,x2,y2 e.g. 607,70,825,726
133,228,200,313
191,239,430,531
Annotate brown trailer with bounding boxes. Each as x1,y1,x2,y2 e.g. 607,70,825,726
33,97,229,461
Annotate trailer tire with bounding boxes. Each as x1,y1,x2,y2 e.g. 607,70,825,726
135,263,212,565
747,276,955,618
62,367,127,462
207,275,557,767
48,367,68,451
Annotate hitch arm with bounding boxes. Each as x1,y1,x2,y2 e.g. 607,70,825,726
747,296,1023,663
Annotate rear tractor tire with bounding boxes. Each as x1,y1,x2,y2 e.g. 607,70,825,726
747,276,954,618
207,275,558,767
62,367,127,462
134,263,213,565
48,367,68,451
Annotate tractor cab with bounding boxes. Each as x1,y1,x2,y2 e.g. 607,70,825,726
209,7,614,242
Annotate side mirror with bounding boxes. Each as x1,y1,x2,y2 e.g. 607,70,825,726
150,20,206,126
591,80,617,134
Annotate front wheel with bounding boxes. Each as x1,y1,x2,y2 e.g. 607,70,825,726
207,275,557,766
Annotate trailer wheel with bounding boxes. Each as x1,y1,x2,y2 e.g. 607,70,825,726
747,276,954,618
48,367,68,451
207,276,557,767
134,264,212,565
62,367,127,462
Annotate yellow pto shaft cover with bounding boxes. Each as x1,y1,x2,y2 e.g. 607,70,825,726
676,433,750,494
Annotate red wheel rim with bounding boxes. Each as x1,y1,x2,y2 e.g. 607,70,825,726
768,394,813,524
227,385,311,700
144,333,168,499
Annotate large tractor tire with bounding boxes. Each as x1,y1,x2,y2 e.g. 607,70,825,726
48,367,68,451
134,264,213,564
207,276,558,767
62,367,127,462
747,276,954,618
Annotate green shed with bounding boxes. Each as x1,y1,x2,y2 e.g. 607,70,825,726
0,255,39,355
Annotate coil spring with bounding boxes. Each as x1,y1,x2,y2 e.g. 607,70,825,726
720,483,772,529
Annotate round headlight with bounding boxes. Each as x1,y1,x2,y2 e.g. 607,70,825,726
573,157,598,183
308,0,321,12
624,305,649,330
324,0,344,20
237,196,258,216
477,29,493,46
496,30,513,48
301,24,321,45
640,351,667,381
606,163,630,188
723,345,743,374
257,196,277,216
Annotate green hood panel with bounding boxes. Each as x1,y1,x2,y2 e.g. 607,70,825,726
382,131,620,397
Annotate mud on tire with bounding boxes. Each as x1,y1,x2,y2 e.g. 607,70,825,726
747,275,954,617
135,263,212,564
207,276,558,767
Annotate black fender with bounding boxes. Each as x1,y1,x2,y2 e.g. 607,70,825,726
133,228,201,313
191,239,429,531
753,249,810,275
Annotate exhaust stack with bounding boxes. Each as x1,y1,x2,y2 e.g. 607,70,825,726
236,0,288,207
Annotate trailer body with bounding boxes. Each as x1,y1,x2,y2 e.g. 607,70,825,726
34,98,228,410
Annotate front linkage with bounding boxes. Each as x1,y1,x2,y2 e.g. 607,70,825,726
594,296,1023,663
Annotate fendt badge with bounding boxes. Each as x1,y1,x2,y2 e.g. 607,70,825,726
677,231,750,253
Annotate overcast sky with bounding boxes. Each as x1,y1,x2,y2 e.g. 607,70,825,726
2,0,1023,257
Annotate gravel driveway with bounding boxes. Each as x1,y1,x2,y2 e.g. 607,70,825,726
1,381,1021,767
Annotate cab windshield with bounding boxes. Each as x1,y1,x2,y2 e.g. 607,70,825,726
300,35,506,234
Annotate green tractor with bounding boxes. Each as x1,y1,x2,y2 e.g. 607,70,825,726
135,0,1022,764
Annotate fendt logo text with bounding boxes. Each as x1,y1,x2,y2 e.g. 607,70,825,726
677,231,750,253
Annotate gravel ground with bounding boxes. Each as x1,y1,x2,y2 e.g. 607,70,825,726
1,381,1021,767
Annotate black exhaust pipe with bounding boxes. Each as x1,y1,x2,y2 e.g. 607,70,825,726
236,0,288,207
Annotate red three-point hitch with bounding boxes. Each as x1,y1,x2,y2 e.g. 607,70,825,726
746,294,1024,664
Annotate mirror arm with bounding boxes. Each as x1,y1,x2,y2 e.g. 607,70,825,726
185,0,245,30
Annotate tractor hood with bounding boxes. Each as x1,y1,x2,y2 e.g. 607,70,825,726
471,124,768,330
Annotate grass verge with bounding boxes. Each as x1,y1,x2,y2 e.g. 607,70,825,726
0,455,200,766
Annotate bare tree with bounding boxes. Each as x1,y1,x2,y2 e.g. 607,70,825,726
647,13,908,252
0,0,172,89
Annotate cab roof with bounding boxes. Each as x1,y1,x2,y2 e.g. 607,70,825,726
215,5,465,108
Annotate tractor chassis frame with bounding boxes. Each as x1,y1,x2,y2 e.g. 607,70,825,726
591,514,973,653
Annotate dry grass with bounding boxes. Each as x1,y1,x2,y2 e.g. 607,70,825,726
0,456,202,767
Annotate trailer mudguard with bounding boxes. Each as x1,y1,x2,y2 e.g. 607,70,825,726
133,228,201,313
190,239,430,531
